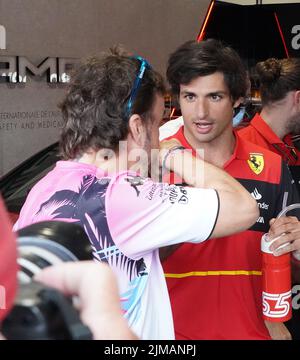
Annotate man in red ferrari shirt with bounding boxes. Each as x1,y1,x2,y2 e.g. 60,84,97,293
239,58,300,187
160,39,300,340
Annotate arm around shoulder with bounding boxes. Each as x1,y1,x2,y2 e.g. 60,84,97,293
162,147,259,238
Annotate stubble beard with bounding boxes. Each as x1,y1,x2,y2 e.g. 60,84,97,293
287,114,300,135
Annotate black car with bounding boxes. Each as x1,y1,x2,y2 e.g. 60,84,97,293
0,142,60,222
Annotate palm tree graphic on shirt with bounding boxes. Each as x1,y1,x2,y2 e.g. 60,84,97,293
36,174,147,281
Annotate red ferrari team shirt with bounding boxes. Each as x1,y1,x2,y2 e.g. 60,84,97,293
162,125,300,339
239,113,300,188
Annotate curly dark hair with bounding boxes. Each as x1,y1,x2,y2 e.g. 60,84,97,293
59,46,165,159
255,57,300,106
166,39,248,102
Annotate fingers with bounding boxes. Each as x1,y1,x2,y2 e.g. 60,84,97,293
267,217,300,256
272,241,293,256
269,218,276,226
268,216,299,238
270,231,300,254
35,261,118,311
34,261,75,294
268,216,300,256
35,261,137,339
34,261,102,295
159,139,182,151
264,320,292,340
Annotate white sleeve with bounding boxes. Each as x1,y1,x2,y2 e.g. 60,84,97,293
106,173,219,259
159,116,184,140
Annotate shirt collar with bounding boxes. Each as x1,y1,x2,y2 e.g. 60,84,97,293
250,113,299,165
174,126,250,165
251,113,283,145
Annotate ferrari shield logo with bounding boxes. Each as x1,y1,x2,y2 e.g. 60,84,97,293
247,153,264,175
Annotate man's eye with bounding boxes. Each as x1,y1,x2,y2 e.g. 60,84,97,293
185,95,195,101
211,95,221,101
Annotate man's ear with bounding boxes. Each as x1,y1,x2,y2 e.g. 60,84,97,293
128,114,146,146
294,90,300,107
233,96,243,109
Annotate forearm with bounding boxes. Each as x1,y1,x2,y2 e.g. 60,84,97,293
165,149,249,196
163,148,258,236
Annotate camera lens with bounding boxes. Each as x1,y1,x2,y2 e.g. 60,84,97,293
16,221,92,283
1,221,93,340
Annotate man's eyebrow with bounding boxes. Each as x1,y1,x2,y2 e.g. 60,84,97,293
180,90,196,95
180,90,228,96
207,90,227,96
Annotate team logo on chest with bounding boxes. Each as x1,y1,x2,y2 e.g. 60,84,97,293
247,153,264,175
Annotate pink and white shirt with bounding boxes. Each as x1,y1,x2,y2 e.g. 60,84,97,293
14,160,219,339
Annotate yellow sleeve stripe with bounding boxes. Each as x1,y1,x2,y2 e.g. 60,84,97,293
164,270,262,278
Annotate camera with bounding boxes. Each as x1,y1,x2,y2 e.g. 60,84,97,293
1,221,93,340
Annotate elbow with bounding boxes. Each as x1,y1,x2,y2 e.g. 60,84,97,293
244,196,259,229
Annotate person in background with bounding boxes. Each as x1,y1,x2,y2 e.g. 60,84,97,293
13,47,258,339
0,197,136,340
160,39,300,340
238,58,300,188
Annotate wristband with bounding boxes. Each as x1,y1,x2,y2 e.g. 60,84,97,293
162,146,185,169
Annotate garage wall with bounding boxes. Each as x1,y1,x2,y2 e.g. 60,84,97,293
0,0,210,176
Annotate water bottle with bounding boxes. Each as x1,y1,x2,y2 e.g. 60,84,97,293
261,233,291,322
261,203,300,322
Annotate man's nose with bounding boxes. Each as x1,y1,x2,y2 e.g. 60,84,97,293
196,99,208,119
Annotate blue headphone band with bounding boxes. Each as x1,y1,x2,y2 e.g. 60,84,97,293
125,55,151,119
